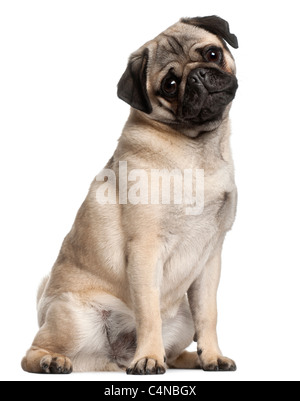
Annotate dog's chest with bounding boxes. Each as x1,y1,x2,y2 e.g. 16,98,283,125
160,166,237,316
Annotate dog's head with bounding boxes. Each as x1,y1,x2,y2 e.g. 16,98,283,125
118,16,238,137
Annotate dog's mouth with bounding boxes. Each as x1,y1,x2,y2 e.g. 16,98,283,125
179,68,238,124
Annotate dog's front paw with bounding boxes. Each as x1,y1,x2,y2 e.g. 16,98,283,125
127,356,166,375
198,350,236,372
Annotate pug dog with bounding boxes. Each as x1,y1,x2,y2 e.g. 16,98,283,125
22,16,239,375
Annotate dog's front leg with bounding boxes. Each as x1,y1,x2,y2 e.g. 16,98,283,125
126,238,166,375
188,247,237,372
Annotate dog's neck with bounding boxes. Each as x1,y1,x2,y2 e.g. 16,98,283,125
121,109,233,168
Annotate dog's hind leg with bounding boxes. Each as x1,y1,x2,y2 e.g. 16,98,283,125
22,291,137,374
22,294,78,374
167,351,200,369
162,298,198,370
22,346,73,374
21,292,124,374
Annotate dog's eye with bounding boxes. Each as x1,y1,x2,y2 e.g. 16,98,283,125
162,77,179,97
204,47,223,64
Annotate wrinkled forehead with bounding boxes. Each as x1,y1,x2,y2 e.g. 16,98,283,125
160,23,224,56
148,22,235,76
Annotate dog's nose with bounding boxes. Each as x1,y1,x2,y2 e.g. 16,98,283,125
188,68,208,85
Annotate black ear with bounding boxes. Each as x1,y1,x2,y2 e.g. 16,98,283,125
117,49,152,114
181,16,239,49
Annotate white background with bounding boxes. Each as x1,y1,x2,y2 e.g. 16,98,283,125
1,0,299,382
